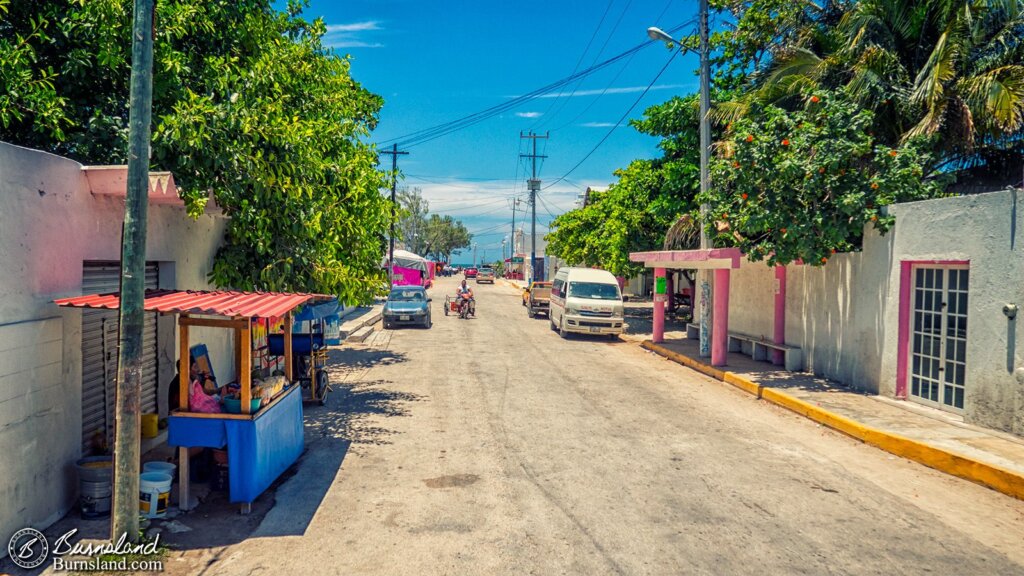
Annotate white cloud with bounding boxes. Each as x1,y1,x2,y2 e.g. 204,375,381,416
581,122,616,128
326,21,380,33
324,21,384,49
535,83,691,98
515,111,543,118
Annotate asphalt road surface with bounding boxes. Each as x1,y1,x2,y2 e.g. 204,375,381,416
181,275,1024,576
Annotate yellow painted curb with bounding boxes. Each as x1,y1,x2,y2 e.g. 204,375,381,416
640,340,1024,501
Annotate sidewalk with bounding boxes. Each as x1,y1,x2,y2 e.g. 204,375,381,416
642,337,1024,501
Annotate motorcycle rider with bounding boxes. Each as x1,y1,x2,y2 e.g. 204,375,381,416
456,280,475,317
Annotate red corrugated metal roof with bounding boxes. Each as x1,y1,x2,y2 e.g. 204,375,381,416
54,289,329,318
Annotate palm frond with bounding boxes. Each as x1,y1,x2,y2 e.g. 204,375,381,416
957,64,1024,131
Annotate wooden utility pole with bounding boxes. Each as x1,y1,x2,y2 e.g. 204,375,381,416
381,144,408,282
112,0,155,543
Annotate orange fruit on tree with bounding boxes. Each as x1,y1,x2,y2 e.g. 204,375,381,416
871,182,879,190
781,138,790,146
810,95,820,103
745,134,754,143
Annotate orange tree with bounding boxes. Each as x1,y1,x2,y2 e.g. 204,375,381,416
704,90,946,266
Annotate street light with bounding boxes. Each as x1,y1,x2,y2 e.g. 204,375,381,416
648,3,712,358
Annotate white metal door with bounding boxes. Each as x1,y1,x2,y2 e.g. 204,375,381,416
909,266,969,412
81,262,159,455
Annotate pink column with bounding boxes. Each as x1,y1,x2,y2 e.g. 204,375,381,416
895,262,912,399
712,268,730,366
772,265,787,365
652,267,666,343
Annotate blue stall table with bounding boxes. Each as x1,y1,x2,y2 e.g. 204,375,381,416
168,385,304,507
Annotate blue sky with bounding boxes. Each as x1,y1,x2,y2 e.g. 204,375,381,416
293,1,702,262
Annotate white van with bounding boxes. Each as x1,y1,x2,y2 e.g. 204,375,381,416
549,267,625,338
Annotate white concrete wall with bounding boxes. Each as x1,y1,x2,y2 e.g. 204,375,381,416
724,189,1024,435
0,141,227,547
884,190,1024,434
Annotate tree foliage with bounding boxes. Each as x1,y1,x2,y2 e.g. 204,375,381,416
720,0,1024,168
422,214,471,263
708,90,946,265
0,0,389,303
546,95,704,277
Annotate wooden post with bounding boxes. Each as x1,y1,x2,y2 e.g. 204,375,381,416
110,0,156,543
284,314,293,381
178,316,190,511
240,318,252,414
234,328,242,385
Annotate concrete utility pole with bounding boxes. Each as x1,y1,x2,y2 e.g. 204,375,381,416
381,144,408,282
520,131,548,283
112,0,155,543
510,197,521,277
697,0,712,358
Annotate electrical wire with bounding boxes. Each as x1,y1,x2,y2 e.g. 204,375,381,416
543,48,681,190
376,20,693,149
529,0,616,132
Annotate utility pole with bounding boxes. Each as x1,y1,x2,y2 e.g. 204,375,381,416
380,144,408,283
510,197,521,278
697,0,712,358
112,0,155,543
520,131,548,283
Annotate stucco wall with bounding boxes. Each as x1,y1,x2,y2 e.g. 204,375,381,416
724,189,1024,435
0,141,228,548
885,190,1024,434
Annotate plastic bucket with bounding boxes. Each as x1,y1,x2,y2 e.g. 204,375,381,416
143,460,176,478
80,480,111,519
139,472,172,518
76,456,113,482
141,413,159,438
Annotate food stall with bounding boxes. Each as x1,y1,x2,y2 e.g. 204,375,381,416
55,289,331,514
388,249,429,287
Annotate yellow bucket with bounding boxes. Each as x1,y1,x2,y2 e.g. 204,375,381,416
141,413,158,439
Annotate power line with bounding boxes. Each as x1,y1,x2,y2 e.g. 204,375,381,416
530,0,616,131
543,48,681,190
376,20,693,149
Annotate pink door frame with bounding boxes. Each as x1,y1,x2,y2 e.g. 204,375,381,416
895,259,969,399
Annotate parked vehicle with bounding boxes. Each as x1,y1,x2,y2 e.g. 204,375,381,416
549,268,624,338
476,267,495,284
465,267,478,279
523,281,552,318
382,286,432,329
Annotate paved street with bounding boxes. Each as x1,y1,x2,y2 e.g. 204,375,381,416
176,275,1024,576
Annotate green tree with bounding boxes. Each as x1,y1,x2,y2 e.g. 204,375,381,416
0,0,389,303
421,214,471,263
707,90,946,266
722,0,1024,168
396,187,429,255
546,95,704,276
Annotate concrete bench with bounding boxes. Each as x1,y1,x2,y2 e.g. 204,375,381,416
727,332,803,372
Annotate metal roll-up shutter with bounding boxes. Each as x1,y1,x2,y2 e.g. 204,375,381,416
81,262,159,455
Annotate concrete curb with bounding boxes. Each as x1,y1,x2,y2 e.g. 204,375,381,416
640,340,1024,501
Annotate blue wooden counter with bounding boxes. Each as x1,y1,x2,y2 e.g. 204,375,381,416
168,385,304,504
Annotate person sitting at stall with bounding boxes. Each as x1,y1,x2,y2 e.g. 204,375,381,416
168,354,220,412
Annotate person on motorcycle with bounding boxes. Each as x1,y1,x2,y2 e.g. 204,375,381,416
456,280,475,317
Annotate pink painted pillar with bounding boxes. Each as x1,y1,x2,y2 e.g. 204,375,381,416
652,267,666,343
772,265,787,365
895,262,912,399
712,268,730,366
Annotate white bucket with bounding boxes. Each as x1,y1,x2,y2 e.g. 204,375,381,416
143,461,177,478
139,472,172,518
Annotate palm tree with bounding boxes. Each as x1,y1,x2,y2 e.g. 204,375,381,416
724,0,1024,171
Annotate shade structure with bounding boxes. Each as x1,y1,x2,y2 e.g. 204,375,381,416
54,289,330,319
387,249,428,273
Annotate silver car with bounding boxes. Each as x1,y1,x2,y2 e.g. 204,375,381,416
383,286,432,329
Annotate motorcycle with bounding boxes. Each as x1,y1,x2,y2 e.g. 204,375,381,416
458,292,475,319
